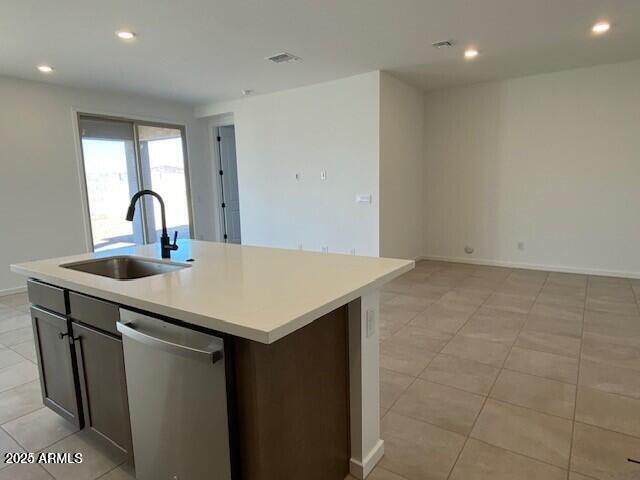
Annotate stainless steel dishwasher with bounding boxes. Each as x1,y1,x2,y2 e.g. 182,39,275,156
117,310,232,480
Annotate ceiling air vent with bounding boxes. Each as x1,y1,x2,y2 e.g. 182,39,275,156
265,52,301,64
432,40,455,49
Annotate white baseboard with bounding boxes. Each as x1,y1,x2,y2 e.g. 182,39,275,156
0,286,27,298
417,254,640,280
349,439,384,479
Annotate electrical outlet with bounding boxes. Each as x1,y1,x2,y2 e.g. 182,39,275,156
320,170,327,180
517,241,525,250
366,309,376,338
464,246,474,254
321,246,328,253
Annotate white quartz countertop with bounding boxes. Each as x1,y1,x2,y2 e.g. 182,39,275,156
11,240,413,343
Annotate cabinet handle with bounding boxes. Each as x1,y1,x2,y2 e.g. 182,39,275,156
58,332,81,342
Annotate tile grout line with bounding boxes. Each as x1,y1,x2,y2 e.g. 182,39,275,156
382,269,488,411
0,420,67,480
0,390,44,426
382,267,503,469
386,358,589,426
95,462,126,480
380,270,461,419
410,270,506,377
381,266,501,480
443,268,539,479
380,301,441,412
571,418,640,441
565,273,589,479
469,437,570,473
462,273,586,476
0,303,80,480
9,274,637,479
0,416,80,462
385,409,572,475
469,272,553,466
391,363,639,432
384,268,632,478
6,343,37,365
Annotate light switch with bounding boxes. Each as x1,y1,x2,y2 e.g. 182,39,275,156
366,309,376,338
321,170,327,180
356,194,372,204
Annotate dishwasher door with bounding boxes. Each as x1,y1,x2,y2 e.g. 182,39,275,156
117,310,232,480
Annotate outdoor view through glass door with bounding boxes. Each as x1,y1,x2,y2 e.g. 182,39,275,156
78,115,192,252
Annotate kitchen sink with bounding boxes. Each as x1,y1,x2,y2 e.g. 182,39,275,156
61,256,190,280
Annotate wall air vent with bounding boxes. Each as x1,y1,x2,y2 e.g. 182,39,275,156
265,52,301,64
432,40,455,49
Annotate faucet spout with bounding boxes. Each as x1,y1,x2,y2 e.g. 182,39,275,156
125,190,178,259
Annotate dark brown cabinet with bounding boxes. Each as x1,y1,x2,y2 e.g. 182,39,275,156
31,306,83,427
29,283,133,461
72,321,133,458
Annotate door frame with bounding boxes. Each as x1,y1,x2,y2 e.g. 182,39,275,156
73,109,195,252
208,114,236,243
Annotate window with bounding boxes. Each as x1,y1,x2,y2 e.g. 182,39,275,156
78,115,193,252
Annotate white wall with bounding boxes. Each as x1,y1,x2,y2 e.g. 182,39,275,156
197,72,381,256
0,76,212,293
423,59,640,277
379,73,425,260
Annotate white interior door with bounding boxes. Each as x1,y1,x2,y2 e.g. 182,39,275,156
217,125,241,244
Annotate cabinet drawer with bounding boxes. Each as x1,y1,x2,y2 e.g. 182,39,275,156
27,279,68,315
69,292,120,336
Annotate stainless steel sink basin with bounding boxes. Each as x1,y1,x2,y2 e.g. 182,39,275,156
61,256,190,280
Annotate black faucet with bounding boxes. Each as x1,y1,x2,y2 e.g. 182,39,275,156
125,190,178,259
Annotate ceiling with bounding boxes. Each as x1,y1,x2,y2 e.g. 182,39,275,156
1,0,639,106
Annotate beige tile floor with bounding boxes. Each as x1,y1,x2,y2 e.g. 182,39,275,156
375,260,640,480
0,292,133,480
2,261,640,479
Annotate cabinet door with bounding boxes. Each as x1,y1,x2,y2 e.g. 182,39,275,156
72,322,132,456
31,307,82,427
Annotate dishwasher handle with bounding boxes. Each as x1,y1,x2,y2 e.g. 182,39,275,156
117,321,222,364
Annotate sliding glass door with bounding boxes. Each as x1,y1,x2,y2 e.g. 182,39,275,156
137,125,191,244
78,115,192,252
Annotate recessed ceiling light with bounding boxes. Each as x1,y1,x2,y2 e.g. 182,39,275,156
464,48,479,59
592,21,611,35
116,30,136,40
37,65,54,73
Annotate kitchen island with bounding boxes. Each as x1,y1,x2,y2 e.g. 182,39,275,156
11,240,413,480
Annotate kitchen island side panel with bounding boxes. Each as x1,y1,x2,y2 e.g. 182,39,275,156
233,305,350,480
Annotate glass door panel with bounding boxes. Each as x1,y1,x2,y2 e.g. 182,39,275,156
137,125,192,243
79,117,144,251
79,116,192,252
